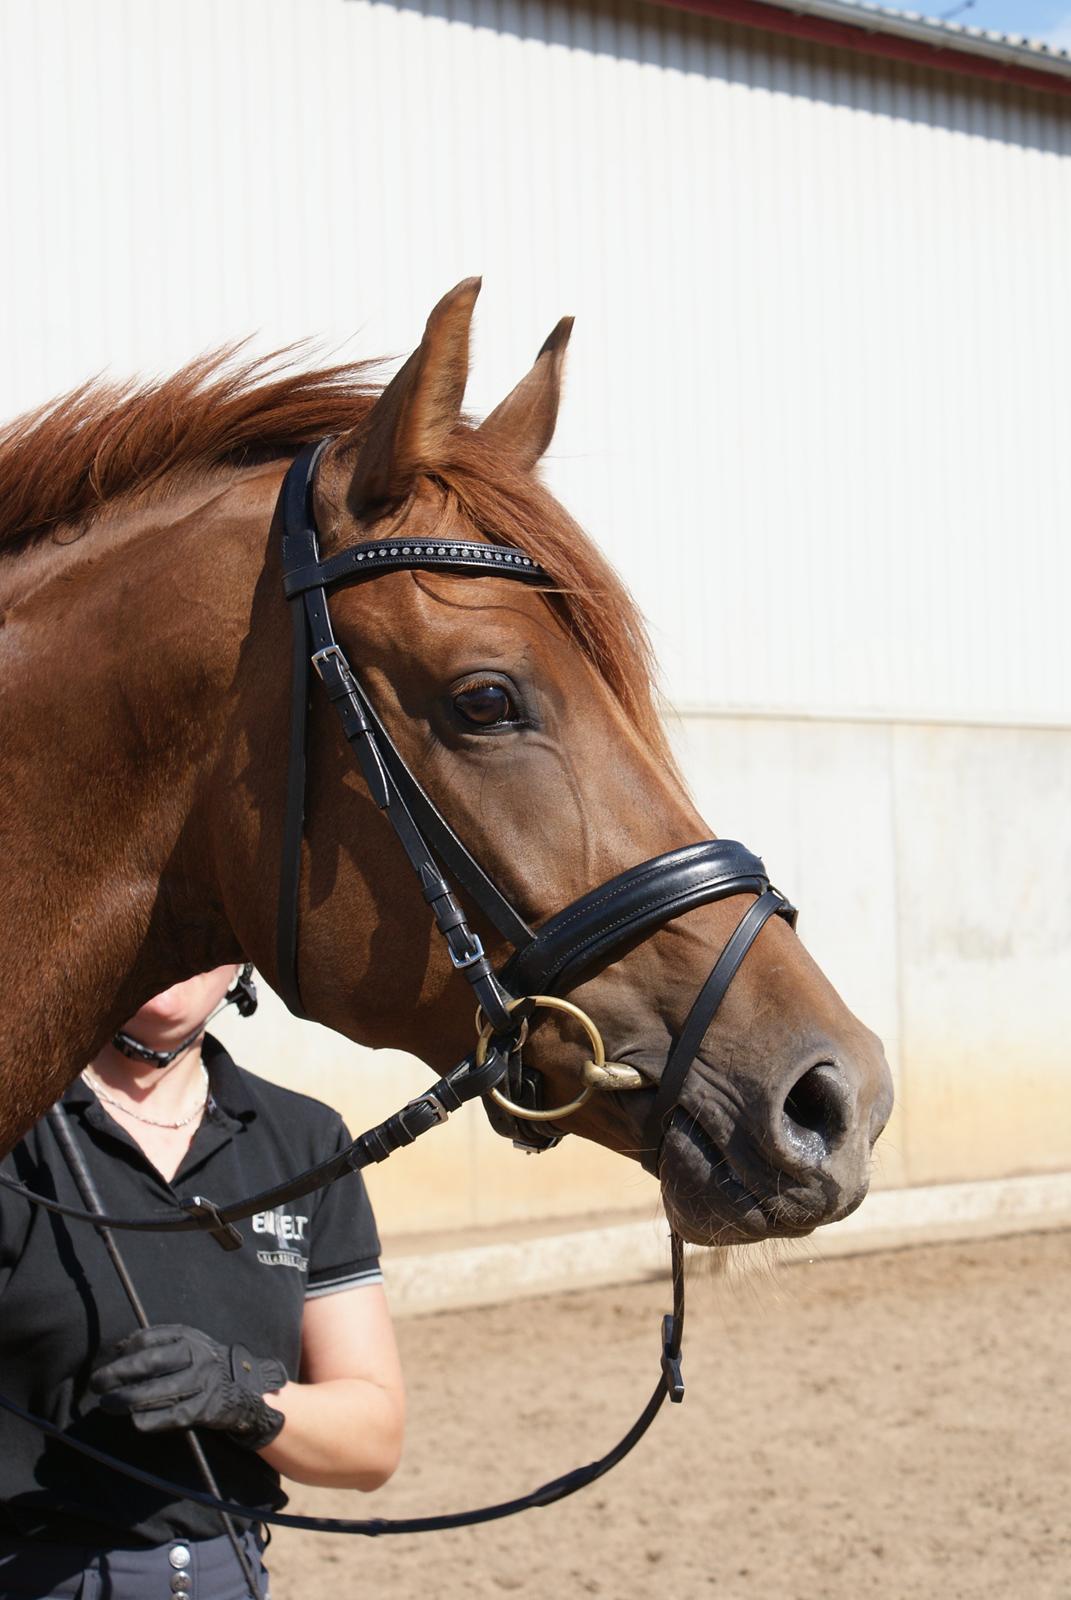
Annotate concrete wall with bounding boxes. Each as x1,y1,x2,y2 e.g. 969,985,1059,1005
672,713,1071,1190
211,710,1071,1241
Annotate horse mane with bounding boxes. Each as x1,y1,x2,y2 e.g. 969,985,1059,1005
0,350,674,769
0,347,384,552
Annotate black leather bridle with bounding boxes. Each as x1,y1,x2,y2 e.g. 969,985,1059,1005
0,440,800,1536
276,439,797,1168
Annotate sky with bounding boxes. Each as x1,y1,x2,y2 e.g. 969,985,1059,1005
861,2,1071,50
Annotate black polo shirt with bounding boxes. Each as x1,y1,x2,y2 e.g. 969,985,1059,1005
0,1037,381,1547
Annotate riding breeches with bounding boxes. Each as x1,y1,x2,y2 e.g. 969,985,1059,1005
0,1530,269,1600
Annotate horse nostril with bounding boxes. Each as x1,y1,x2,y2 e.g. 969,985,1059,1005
781,1062,850,1161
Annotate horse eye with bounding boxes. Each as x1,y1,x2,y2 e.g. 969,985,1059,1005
453,683,518,727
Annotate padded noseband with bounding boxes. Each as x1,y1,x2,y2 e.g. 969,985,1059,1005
503,840,790,996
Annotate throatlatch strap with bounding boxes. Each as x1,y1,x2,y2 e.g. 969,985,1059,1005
276,439,329,1017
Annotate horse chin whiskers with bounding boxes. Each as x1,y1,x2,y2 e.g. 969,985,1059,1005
660,1112,836,1244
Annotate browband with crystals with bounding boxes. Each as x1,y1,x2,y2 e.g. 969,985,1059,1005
283,539,551,598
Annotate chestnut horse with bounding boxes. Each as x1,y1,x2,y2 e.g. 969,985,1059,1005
0,280,892,1244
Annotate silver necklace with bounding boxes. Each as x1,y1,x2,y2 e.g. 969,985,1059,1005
82,1063,210,1129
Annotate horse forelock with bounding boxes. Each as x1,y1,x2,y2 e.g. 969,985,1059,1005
0,349,674,773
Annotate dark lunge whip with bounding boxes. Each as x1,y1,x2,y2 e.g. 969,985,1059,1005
45,1104,262,1600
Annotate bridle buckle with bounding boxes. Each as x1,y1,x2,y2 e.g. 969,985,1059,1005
449,932,486,971
310,643,348,683
399,1092,450,1135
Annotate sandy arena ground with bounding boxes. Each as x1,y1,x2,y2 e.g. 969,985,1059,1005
267,1231,1070,1600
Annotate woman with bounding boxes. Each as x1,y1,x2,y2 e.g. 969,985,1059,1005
0,965,405,1599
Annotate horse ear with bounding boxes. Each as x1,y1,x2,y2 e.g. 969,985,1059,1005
479,316,573,471
328,277,481,515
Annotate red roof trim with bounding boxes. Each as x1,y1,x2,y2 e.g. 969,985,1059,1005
646,0,1071,99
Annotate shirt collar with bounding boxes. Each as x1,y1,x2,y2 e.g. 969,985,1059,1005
65,1037,253,1119
201,1035,257,1131
61,1035,256,1182
62,1073,95,1112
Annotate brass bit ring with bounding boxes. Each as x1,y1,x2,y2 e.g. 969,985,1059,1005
474,994,643,1123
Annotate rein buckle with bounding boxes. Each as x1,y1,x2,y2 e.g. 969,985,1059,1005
400,1092,450,1135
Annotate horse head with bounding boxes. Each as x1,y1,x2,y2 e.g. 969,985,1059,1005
0,279,892,1237
216,279,893,1245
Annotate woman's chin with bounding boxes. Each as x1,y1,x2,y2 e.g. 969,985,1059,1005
128,993,192,1029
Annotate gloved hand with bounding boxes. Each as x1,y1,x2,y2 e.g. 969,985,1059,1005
91,1324,287,1450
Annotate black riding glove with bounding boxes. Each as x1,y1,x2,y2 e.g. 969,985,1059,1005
91,1324,287,1450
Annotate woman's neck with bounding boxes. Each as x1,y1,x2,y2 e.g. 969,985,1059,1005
85,1039,208,1117
82,1039,212,1182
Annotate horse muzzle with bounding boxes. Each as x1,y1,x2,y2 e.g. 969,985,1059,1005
658,1043,894,1244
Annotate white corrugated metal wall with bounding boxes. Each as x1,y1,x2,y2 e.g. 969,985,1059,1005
2,0,1068,1232
5,0,1071,724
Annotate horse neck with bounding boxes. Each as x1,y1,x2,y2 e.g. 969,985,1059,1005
0,472,276,1144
